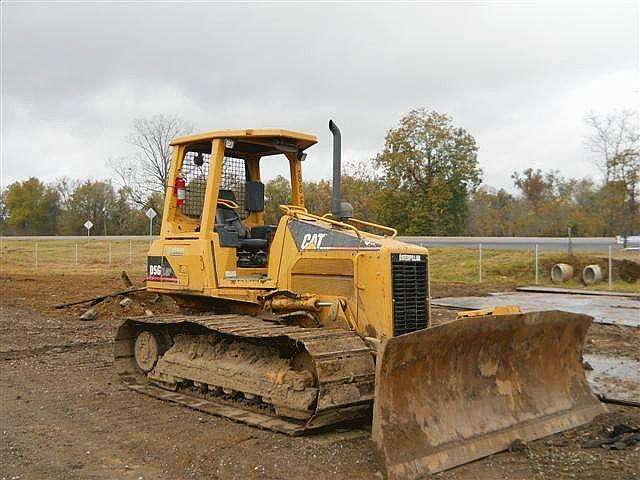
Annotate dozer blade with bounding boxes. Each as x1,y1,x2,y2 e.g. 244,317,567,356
372,310,605,479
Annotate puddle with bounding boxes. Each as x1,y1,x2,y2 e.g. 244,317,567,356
584,354,640,402
584,354,640,383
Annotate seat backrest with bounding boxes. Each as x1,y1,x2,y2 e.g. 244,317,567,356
245,181,265,212
216,189,246,237
218,189,236,203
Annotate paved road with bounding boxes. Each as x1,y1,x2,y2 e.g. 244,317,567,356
1,235,635,252
399,236,627,252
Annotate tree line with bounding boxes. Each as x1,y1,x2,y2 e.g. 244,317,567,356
0,177,162,236
2,109,638,236
264,109,639,237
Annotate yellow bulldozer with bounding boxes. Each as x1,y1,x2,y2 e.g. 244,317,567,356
114,121,604,479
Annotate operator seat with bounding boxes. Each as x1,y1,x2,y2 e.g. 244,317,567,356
216,189,247,237
215,189,268,250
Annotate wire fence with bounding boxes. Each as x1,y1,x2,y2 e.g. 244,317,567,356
1,238,150,274
1,237,638,292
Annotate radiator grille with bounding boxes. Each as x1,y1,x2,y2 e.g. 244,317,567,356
391,253,429,336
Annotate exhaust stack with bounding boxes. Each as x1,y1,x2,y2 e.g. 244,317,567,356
329,120,342,218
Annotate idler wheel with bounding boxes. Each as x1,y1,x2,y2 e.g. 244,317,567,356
134,331,161,372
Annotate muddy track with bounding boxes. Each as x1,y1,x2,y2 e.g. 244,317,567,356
116,314,375,434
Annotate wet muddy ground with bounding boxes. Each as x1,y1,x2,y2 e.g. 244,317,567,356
1,272,639,480
432,291,640,327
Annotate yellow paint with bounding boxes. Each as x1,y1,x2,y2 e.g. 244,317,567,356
147,128,431,339
169,128,317,149
457,306,521,319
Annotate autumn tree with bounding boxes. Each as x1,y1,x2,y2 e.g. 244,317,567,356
56,179,155,235
264,175,292,224
596,180,632,236
468,186,518,236
5,178,60,234
511,168,549,205
303,179,332,216
374,108,481,235
340,161,383,222
58,180,116,234
568,179,607,235
263,164,383,225
107,188,151,235
609,149,639,234
510,169,582,236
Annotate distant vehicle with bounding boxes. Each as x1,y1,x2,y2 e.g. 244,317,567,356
616,235,640,250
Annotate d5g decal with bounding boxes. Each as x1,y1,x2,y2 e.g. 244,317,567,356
147,256,178,282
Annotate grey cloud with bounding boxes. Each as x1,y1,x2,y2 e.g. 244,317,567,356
2,2,637,189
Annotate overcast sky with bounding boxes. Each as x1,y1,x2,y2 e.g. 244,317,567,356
1,1,638,192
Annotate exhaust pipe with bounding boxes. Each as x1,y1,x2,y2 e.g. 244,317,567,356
329,120,342,218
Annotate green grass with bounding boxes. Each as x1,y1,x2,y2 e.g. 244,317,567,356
427,247,639,292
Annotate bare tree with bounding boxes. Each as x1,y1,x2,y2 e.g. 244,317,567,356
584,110,639,182
54,176,80,209
109,156,151,207
585,110,640,235
110,114,193,206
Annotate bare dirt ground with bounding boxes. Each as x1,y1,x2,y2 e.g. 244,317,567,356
1,272,639,480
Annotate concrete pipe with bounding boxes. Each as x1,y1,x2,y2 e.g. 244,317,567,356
582,264,604,285
551,263,574,283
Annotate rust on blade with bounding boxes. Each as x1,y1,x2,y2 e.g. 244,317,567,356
372,310,605,480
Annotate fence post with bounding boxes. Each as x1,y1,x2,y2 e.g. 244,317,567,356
478,243,483,283
535,244,539,285
608,245,613,290
34,243,38,268
108,242,112,265
75,243,78,266
129,239,133,265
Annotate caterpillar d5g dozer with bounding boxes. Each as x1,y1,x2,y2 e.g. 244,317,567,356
114,121,604,478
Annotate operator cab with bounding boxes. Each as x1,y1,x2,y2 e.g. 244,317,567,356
166,129,316,274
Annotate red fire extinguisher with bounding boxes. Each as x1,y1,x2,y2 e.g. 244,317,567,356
175,177,186,208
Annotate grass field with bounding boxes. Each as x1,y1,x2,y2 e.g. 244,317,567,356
1,239,638,292
0,239,149,274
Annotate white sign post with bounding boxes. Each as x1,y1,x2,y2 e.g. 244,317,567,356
84,220,93,238
146,208,157,242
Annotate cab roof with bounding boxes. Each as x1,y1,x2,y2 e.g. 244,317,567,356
170,129,317,157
